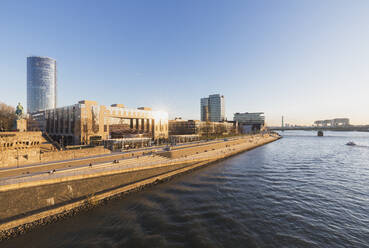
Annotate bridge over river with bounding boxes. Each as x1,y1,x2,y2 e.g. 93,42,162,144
270,125,369,132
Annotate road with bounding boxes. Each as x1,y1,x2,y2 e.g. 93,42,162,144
0,135,271,188
0,136,244,179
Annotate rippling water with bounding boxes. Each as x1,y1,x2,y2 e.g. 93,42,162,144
3,131,369,248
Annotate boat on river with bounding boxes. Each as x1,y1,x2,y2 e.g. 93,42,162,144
346,141,356,146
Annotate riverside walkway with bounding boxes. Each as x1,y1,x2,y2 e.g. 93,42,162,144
0,134,278,189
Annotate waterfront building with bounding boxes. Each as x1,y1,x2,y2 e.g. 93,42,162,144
200,94,225,122
27,56,57,113
29,100,168,145
169,134,200,144
168,119,235,137
169,119,201,135
234,112,265,133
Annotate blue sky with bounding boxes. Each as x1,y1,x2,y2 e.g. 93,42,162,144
1,0,369,125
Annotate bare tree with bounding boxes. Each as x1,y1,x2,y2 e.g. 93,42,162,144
0,102,16,131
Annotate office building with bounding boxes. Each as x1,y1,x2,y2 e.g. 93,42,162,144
200,98,209,121
200,94,225,122
168,119,235,136
234,112,265,133
27,56,57,113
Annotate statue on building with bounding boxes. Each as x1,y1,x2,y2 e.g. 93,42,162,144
15,102,24,120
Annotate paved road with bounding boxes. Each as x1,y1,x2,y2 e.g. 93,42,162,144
0,135,274,187
0,137,245,179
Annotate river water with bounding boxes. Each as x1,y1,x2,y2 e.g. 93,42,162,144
3,131,369,248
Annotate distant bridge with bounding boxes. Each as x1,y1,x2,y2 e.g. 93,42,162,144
269,125,369,132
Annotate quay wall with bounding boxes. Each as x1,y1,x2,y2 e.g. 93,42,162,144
0,149,161,179
0,162,193,222
159,137,256,158
0,146,111,168
0,135,280,239
39,147,111,165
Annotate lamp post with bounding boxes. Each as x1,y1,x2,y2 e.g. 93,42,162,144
17,148,19,168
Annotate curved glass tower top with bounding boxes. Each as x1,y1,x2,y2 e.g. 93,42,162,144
27,56,57,113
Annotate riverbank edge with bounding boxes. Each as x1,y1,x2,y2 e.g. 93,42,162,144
0,135,281,241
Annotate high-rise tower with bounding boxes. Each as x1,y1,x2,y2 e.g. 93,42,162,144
200,97,209,121
27,56,57,113
200,94,225,122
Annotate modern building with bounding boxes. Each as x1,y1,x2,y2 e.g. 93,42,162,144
27,56,57,113
200,94,225,122
29,100,169,146
200,98,209,121
168,119,236,137
234,112,265,133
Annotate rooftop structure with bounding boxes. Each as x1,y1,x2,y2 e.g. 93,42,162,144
27,56,57,113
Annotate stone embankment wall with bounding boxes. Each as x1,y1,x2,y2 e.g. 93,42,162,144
0,149,162,179
0,146,110,168
159,135,265,158
0,162,192,222
39,147,110,163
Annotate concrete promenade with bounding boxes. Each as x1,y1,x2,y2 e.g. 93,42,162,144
0,137,236,178
0,133,280,239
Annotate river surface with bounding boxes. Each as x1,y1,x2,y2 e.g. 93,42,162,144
3,131,369,248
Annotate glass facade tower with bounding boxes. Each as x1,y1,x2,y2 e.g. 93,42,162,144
200,94,225,122
27,56,57,113
200,97,209,121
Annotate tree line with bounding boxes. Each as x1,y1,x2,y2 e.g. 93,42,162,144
0,102,16,131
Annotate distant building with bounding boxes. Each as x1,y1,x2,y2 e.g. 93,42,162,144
234,112,265,133
314,118,350,127
168,119,235,136
169,119,200,135
27,56,57,113
200,94,225,122
29,100,168,145
200,98,209,121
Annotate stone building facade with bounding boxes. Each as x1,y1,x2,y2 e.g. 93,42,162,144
30,100,168,145
0,132,45,151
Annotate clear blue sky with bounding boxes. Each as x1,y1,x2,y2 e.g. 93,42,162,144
1,0,369,125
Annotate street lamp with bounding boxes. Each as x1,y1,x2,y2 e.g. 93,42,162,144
17,148,19,168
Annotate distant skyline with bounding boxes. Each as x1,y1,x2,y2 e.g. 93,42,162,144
1,0,369,125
